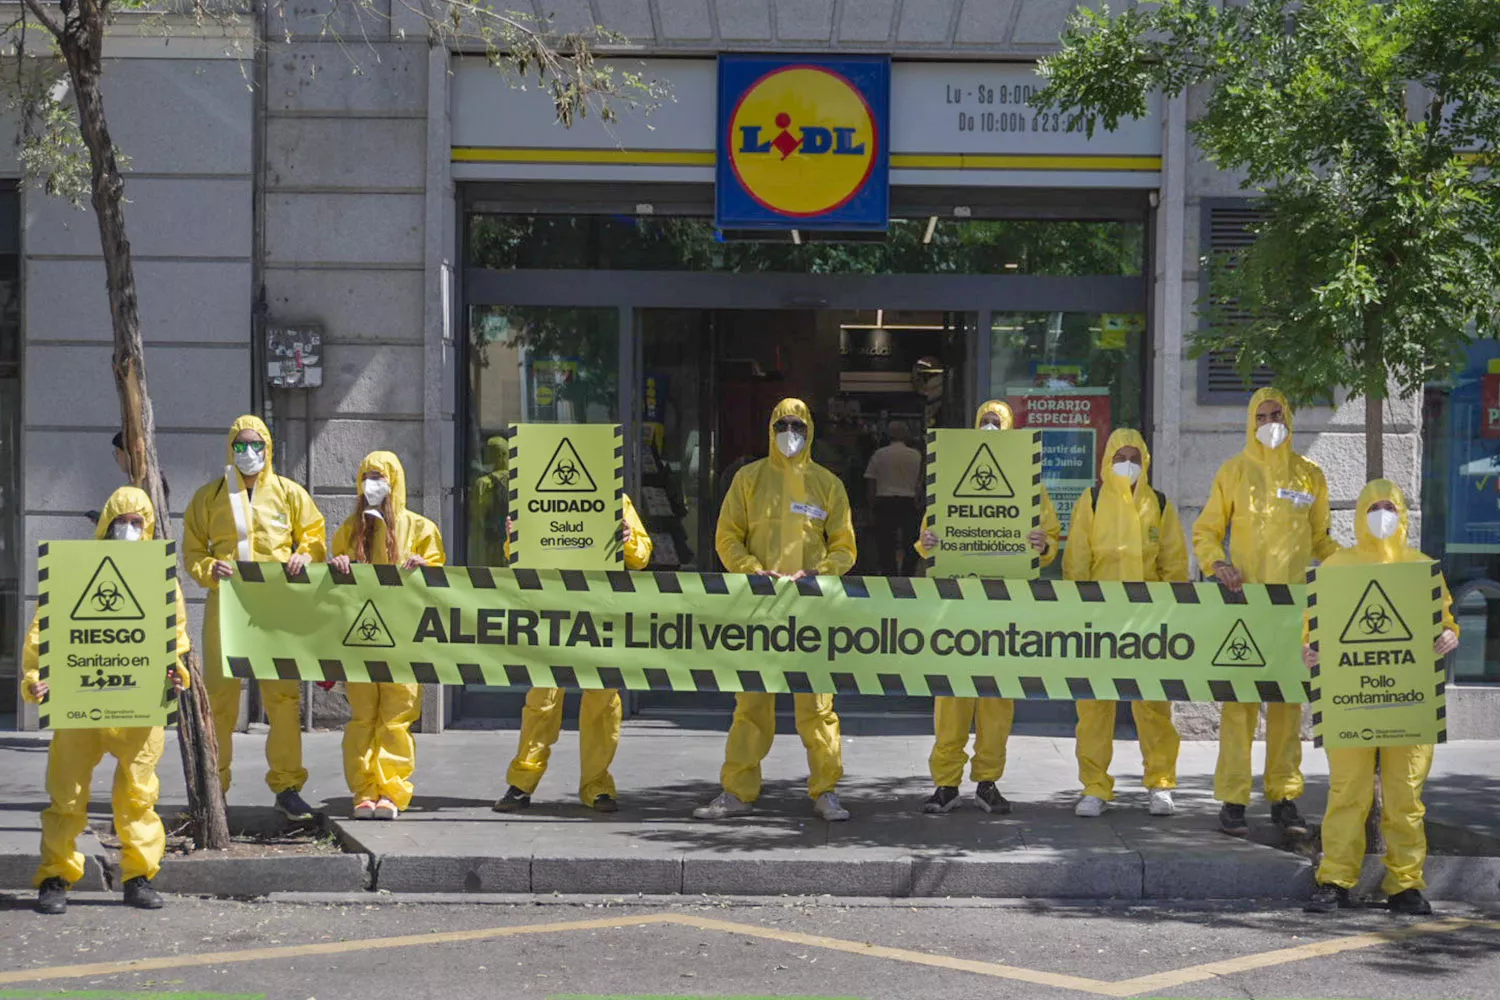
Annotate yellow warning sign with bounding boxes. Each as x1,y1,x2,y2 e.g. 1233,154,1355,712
69,555,146,621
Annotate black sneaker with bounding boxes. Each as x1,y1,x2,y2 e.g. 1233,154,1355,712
123,875,163,910
974,781,1011,815
1219,803,1249,837
1271,799,1308,835
1305,883,1352,913
35,876,67,915
1387,888,1433,915
492,786,531,812
922,786,961,814
592,794,618,814
274,788,318,822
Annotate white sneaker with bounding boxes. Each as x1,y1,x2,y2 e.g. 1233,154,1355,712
693,792,752,820
1149,789,1176,816
814,792,850,822
1075,795,1106,818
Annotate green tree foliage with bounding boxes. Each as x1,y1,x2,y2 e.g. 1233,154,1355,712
1035,0,1500,452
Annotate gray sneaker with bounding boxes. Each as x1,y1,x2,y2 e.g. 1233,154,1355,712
694,791,753,820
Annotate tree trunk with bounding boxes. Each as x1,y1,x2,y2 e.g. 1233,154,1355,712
1362,324,1385,856
60,7,229,850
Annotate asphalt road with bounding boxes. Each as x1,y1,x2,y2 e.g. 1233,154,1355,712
0,893,1497,1000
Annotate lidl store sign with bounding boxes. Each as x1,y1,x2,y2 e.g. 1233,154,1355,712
717,55,891,231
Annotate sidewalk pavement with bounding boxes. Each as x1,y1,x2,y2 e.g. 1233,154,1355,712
2,722,1498,901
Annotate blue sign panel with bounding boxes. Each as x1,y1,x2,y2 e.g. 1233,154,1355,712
716,55,891,231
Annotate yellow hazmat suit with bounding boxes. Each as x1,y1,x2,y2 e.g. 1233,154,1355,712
919,400,1061,789
24,487,191,887
505,493,652,806
715,398,856,802
1064,428,1187,799
333,452,446,811
184,415,326,794
469,435,509,567
1194,387,1337,806
1308,479,1455,894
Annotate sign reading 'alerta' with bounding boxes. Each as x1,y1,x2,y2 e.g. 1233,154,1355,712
717,55,891,231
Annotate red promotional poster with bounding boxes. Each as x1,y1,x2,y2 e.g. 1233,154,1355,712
1008,392,1113,538
1483,372,1500,439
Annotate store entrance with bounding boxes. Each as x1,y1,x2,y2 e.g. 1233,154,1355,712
629,307,969,721
637,308,968,578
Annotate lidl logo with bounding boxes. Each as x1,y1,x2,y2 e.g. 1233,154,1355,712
717,55,890,231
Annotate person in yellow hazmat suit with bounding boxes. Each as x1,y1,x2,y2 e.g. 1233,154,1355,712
695,398,857,822
1302,480,1457,916
184,415,327,821
1063,428,1188,818
329,452,445,821
26,487,192,914
915,399,1060,815
493,494,652,813
468,434,509,566
1194,387,1336,838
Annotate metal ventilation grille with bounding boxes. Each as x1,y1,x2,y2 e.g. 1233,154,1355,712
1198,201,1277,404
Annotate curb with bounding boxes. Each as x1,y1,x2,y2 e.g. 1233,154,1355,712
0,854,108,892
147,852,371,896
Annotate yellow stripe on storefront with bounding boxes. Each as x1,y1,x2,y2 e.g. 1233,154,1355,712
450,147,1162,172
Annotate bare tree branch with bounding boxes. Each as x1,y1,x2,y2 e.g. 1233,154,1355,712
18,0,63,41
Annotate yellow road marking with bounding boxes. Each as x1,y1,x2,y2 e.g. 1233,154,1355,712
0,914,677,987
1,908,1495,996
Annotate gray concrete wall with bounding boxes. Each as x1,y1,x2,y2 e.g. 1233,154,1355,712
16,46,254,726
262,4,454,731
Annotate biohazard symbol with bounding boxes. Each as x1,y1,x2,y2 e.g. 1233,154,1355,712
1211,618,1266,668
535,437,600,494
1339,580,1412,645
953,441,1016,500
342,599,396,649
69,556,145,621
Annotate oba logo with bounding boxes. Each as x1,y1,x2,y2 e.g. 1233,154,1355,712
728,65,879,218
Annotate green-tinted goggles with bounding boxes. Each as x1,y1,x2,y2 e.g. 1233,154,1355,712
773,420,807,433
232,441,266,454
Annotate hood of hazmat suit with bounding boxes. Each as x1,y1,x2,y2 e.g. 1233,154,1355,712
715,398,856,576
1192,387,1336,585
333,451,447,568
1064,428,1188,583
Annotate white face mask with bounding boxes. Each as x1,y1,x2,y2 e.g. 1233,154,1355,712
1255,422,1289,450
1367,508,1400,540
775,430,806,458
1112,461,1142,485
109,521,143,542
234,448,266,476
980,423,1001,432
363,478,392,507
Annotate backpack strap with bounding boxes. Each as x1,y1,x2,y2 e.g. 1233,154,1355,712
1089,484,1169,512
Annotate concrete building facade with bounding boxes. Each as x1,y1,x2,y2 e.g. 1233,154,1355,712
7,0,1497,736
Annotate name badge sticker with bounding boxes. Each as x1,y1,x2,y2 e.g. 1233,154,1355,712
1277,487,1316,508
790,502,828,521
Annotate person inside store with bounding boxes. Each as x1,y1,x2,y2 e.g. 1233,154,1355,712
1301,479,1457,916
1063,428,1187,818
915,399,1060,815
493,495,653,813
329,451,445,821
184,415,327,822
695,398,856,823
25,486,191,914
863,419,924,577
1194,387,1336,839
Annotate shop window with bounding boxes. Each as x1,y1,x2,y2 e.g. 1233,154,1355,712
470,215,1144,278
463,305,618,568
1196,200,1277,405
990,311,1146,544
1422,343,1500,683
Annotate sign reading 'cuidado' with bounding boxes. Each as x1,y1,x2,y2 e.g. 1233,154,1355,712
38,540,177,729
220,565,1309,704
927,429,1041,579
508,424,624,571
1309,561,1446,748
